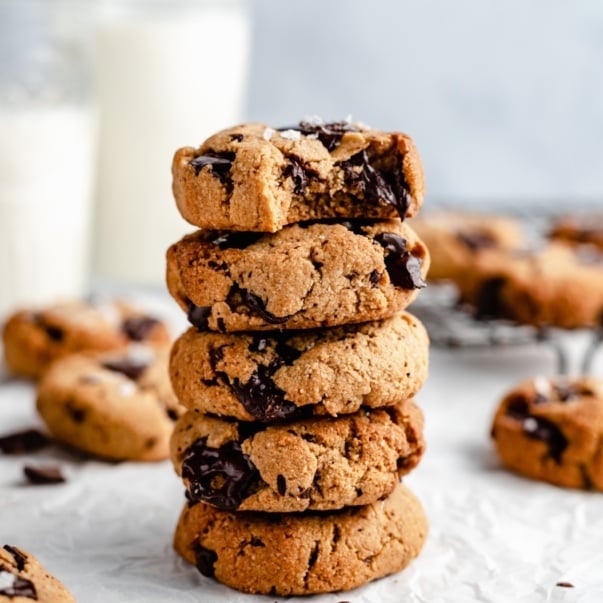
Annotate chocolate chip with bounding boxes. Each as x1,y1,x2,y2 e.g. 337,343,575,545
457,230,496,251
284,156,309,195
374,233,426,289
0,430,50,455
229,133,244,142
208,231,263,249
473,277,508,320
23,465,65,485
193,543,218,578
369,269,381,286
166,408,179,421
186,303,211,330
3,545,27,572
66,402,86,423
276,474,286,496
227,285,291,325
248,537,265,547
121,316,159,341
182,437,260,511
296,120,360,152
44,325,64,342
0,571,37,599
102,359,147,381
342,150,411,218
189,151,235,189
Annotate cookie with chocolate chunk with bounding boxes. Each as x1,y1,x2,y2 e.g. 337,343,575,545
170,311,429,421
167,219,429,332
0,544,75,602
3,299,170,379
412,210,523,282
170,400,424,513
173,482,427,596
458,243,603,328
172,119,425,232
491,376,603,489
37,346,183,461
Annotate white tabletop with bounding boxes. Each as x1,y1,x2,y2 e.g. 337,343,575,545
1,297,602,603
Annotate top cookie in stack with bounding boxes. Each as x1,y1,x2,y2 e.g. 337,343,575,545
168,118,429,332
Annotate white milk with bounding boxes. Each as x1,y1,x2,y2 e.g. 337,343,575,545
94,5,250,285
0,105,96,317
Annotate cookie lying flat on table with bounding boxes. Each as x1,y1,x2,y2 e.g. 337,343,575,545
458,243,603,329
170,312,429,421
491,376,603,489
549,212,603,250
37,346,183,461
170,400,424,513
172,119,425,232
173,482,427,596
412,210,523,282
167,219,429,332
0,544,75,602
3,299,170,379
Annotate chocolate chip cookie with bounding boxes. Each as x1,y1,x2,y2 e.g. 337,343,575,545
172,119,425,232
0,544,75,602
3,299,170,379
170,311,429,421
167,219,429,332
37,346,183,461
491,376,603,489
170,400,424,512
458,243,603,328
173,481,427,596
413,210,523,282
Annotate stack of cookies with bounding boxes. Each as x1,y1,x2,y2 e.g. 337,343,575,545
166,119,431,595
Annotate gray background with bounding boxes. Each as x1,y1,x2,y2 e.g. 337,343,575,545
246,0,603,205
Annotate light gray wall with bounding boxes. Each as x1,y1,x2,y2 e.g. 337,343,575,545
247,0,603,205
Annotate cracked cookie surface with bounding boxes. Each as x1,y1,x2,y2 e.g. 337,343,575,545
491,376,603,489
0,544,75,602
37,346,183,461
3,299,170,380
172,120,425,232
173,482,427,596
170,311,429,421
167,219,429,332
170,400,424,512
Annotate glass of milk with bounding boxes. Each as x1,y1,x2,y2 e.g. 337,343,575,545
93,0,251,286
0,1,97,318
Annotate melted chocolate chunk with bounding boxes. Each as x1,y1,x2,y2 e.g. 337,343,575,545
23,465,65,485
3,545,27,572
189,151,235,187
102,359,147,381
208,231,263,249
42,324,64,342
66,402,86,423
227,285,291,325
0,571,37,599
194,543,218,578
374,233,426,289
284,156,309,195
505,395,568,463
121,316,159,341
0,430,50,455
342,150,411,218
457,230,496,251
296,120,359,152
182,437,260,511
473,277,508,320
276,474,286,496
369,269,381,286
187,303,212,330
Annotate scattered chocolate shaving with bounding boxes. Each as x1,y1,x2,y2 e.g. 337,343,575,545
0,430,50,455
23,465,65,485
556,581,574,588
121,316,159,341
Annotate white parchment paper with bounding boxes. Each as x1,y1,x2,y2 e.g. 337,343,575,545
1,304,602,603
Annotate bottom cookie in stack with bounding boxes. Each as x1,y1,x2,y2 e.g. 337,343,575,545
174,482,427,596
